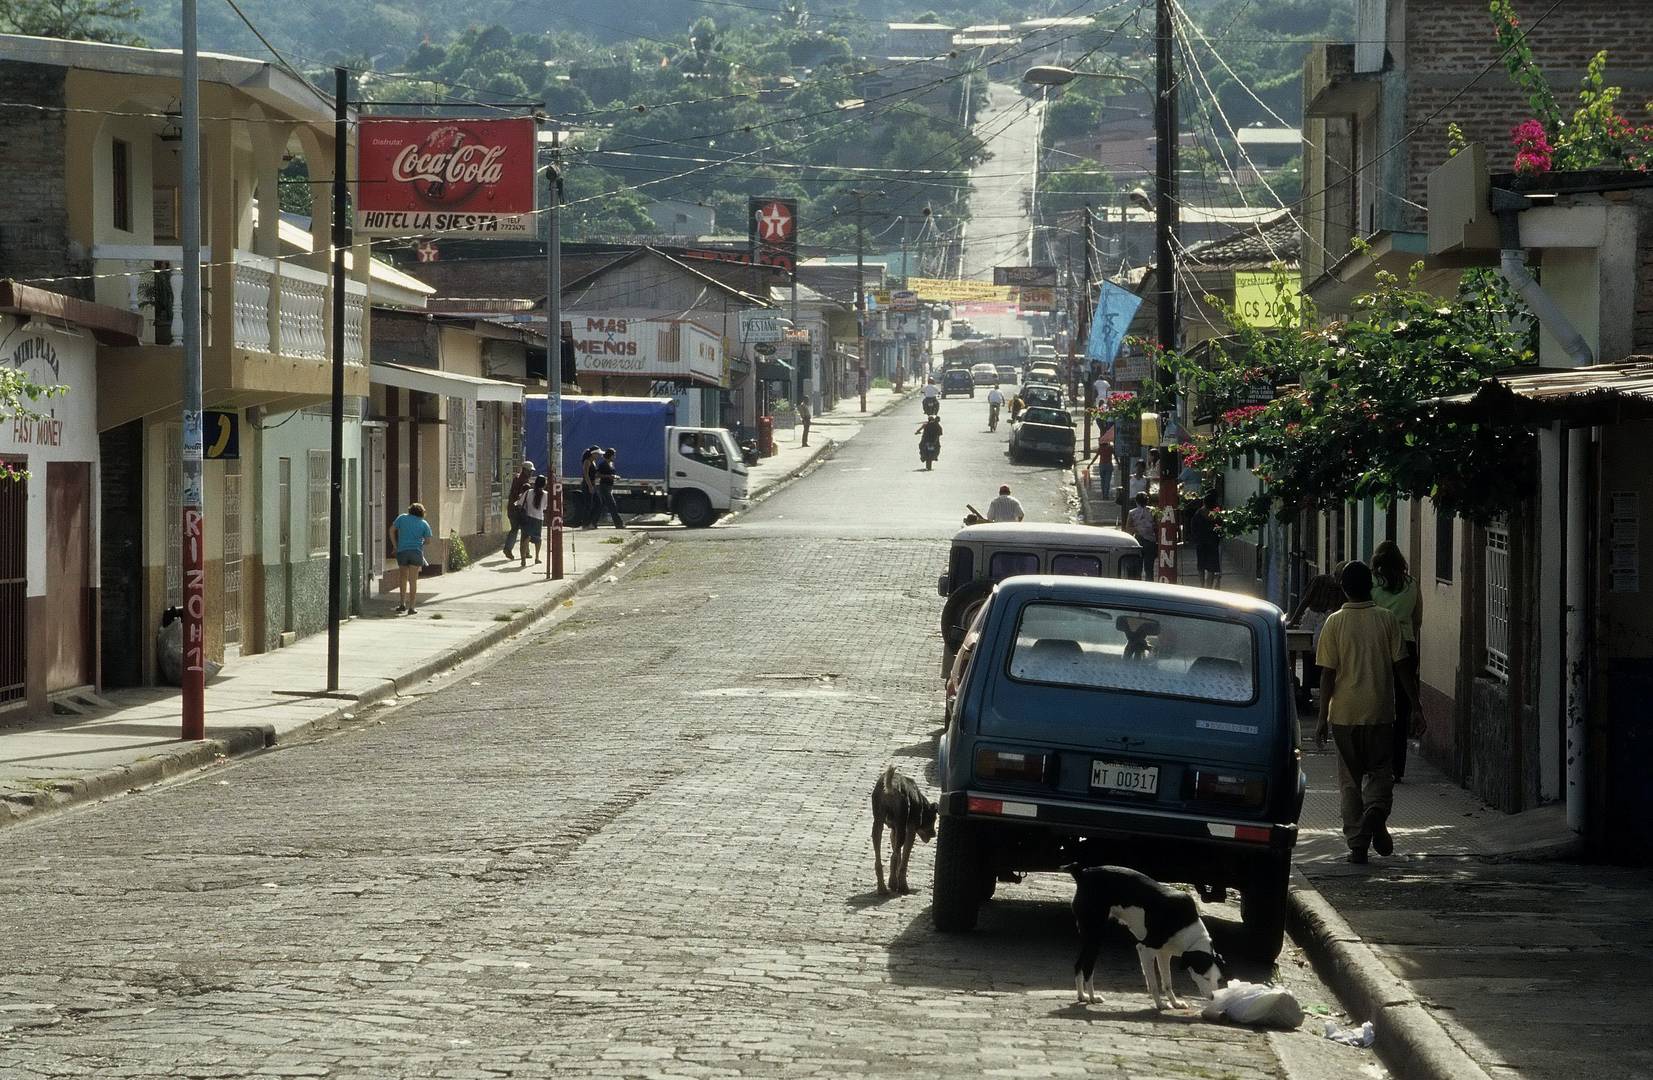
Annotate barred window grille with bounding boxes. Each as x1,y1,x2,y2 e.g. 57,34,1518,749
1485,524,1511,681
307,450,330,557
446,396,467,490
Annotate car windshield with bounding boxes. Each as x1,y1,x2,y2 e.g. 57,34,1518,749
1022,408,1070,426
1007,601,1256,704
1023,388,1061,406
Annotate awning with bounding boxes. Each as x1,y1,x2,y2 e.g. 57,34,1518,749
1433,360,1653,426
370,361,524,403
0,279,142,345
758,359,794,381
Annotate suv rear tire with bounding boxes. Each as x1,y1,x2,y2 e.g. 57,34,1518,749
932,817,983,932
1239,857,1290,961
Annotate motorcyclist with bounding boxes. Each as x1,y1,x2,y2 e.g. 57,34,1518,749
920,376,941,417
916,414,943,467
986,385,1006,431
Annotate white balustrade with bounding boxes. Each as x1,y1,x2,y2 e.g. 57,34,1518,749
278,269,329,359
344,292,366,366
231,255,274,353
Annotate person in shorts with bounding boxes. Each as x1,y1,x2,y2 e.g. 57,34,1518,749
389,502,432,614
516,476,548,568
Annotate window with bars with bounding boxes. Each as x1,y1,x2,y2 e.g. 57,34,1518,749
446,396,468,490
307,450,330,557
1485,524,1510,681
1435,505,1455,583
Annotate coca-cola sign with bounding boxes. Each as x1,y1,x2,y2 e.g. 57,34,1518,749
356,117,538,239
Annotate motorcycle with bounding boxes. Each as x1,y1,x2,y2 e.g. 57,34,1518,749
922,395,940,418
920,436,940,470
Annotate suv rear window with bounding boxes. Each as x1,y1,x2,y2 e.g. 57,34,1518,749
989,551,1039,581
1007,601,1256,704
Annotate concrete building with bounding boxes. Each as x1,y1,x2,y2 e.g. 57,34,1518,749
0,35,394,685
0,283,142,715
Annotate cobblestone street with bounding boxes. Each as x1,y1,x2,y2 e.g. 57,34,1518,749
0,400,1370,1079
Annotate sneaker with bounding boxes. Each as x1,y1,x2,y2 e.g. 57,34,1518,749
408,607,418,615
1366,807,1394,857
394,604,406,614
1347,847,1369,865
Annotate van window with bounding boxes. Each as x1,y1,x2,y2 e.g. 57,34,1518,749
1008,601,1256,704
989,551,1039,581
1117,553,1143,580
1051,554,1102,577
948,545,974,592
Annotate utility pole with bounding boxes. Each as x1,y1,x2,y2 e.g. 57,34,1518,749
853,189,868,411
326,67,349,692
1154,0,1182,585
896,217,910,390
545,126,564,581
179,0,205,740
1080,203,1094,463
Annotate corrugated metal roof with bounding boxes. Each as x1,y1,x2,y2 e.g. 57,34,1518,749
1435,361,1653,424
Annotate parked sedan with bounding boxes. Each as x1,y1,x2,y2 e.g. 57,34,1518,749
1016,384,1064,411
1008,405,1075,466
970,363,1000,386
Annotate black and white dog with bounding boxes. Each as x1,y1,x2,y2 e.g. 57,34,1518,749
871,767,938,895
1066,864,1228,1010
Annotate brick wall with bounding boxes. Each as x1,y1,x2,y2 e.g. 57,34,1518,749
1400,1,1653,230
0,62,86,297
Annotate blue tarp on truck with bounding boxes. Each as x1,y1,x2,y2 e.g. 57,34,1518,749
523,395,676,483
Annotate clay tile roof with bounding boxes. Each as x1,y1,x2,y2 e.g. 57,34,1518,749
1183,213,1301,271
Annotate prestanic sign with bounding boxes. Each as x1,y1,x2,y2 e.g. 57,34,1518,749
356,117,538,238
739,309,785,344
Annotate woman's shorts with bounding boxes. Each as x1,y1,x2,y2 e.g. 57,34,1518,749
520,518,543,544
396,550,426,568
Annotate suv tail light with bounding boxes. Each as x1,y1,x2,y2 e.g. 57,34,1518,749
1187,770,1266,809
975,748,1049,784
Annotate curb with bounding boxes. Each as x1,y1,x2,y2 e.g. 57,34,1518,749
0,533,650,834
1071,464,1118,527
1287,869,1496,1080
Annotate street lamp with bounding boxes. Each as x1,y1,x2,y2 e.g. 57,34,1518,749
1022,66,1150,91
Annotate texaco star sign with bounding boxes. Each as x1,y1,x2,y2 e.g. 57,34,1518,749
755,201,794,243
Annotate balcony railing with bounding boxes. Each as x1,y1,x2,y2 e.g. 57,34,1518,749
93,245,366,365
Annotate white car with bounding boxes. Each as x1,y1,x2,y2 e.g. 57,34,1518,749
970,363,1000,386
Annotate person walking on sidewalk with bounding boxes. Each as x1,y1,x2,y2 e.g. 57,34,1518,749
1090,427,1116,503
1314,560,1423,864
799,396,812,447
389,502,432,615
987,484,1024,522
1371,540,1424,780
1126,492,1157,582
501,460,535,559
515,476,548,568
596,447,626,529
1190,492,1224,589
580,446,601,530
1288,572,1346,711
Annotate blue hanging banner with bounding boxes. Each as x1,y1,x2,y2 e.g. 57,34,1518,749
1085,280,1142,373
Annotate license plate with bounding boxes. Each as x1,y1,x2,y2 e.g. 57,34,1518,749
1091,760,1159,795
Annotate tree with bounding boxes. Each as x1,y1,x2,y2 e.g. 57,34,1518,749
0,369,64,482
0,0,143,43
1104,265,1537,533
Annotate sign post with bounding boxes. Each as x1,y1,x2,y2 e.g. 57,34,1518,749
179,0,205,740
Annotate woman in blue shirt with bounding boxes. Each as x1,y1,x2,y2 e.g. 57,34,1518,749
388,502,432,615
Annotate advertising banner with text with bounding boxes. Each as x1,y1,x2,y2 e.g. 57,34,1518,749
565,315,724,385
907,278,1013,302
356,117,538,238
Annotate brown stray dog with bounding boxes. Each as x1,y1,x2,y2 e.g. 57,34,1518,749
871,766,938,895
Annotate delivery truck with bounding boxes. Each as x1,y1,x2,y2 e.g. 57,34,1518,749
523,396,749,528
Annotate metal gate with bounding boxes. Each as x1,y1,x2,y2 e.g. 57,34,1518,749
222,459,242,648
0,457,25,705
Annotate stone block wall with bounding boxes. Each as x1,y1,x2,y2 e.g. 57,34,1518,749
0,62,86,297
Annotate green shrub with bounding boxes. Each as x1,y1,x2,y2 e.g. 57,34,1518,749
446,532,471,573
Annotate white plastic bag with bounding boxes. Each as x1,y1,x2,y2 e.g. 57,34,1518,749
1322,1019,1376,1047
1200,980,1305,1029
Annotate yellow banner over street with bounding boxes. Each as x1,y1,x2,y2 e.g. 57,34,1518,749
907,277,1015,302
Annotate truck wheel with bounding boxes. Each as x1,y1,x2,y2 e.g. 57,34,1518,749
932,817,983,932
675,490,716,529
1239,857,1290,962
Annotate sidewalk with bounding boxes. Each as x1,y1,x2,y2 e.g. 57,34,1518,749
1072,463,1121,526
1289,711,1651,1080
0,396,908,832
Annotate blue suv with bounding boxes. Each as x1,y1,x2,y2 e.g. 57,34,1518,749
933,576,1303,959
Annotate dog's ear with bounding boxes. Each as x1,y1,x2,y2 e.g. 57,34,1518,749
1180,949,1217,974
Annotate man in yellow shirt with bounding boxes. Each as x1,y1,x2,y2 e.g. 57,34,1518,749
1314,560,1423,863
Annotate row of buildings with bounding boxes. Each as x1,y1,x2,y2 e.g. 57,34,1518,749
1102,0,1653,859
0,34,890,721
